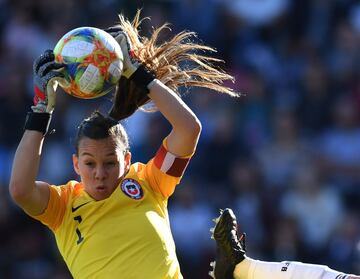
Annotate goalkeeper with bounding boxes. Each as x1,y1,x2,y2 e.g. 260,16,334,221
210,208,360,279
9,12,237,279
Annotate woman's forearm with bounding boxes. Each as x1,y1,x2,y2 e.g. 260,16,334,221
9,130,44,200
148,80,201,137
148,80,201,156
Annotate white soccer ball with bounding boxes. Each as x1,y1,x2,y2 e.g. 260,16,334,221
53,26,123,99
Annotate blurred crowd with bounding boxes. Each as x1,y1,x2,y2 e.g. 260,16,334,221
0,0,359,278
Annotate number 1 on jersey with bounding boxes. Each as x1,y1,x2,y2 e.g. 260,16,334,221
74,215,84,245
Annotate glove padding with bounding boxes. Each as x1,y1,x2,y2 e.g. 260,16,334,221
105,27,155,85
104,27,139,79
32,50,67,113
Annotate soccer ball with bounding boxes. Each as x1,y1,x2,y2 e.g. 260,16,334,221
54,27,123,99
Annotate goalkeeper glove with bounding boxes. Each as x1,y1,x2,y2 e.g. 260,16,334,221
25,50,67,135
32,49,66,113
104,27,155,87
104,27,158,119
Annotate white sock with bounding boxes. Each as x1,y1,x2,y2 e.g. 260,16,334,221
234,258,348,279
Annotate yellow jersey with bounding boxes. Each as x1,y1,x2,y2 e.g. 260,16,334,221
30,142,191,279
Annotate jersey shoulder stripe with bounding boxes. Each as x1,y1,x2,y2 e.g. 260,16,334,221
153,144,191,177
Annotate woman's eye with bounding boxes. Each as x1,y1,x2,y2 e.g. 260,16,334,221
85,162,95,167
106,162,116,166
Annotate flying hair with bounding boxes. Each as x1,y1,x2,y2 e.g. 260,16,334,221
109,10,239,120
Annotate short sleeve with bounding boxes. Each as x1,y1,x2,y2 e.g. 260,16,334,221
30,185,69,231
144,140,192,198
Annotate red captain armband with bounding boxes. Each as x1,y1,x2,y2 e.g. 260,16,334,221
154,144,191,177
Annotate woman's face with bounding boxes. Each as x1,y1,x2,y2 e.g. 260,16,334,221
72,136,131,201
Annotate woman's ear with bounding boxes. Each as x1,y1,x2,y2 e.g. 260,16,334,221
72,154,80,175
124,151,132,172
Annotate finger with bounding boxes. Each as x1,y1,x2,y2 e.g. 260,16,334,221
46,94,56,113
46,77,61,113
38,61,64,78
33,50,55,74
47,80,59,96
112,31,127,42
56,77,70,88
117,33,133,53
103,26,123,36
117,31,131,44
113,32,125,43
44,70,65,83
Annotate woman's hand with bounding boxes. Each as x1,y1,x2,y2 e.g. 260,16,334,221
32,49,67,113
104,28,139,79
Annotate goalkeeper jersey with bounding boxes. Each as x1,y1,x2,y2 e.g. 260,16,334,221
30,142,191,279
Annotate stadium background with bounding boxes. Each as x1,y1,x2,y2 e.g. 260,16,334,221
0,0,359,278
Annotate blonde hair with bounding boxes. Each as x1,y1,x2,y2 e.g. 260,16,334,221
117,10,238,97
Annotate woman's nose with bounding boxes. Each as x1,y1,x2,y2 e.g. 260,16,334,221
95,166,107,180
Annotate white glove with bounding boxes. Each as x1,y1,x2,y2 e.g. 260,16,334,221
104,27,140,79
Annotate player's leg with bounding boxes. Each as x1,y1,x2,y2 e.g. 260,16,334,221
209,208,359,279
236,259,358,279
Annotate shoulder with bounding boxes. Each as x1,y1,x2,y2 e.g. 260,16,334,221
49,180,84,201
130,162,146,173
125,162,147,182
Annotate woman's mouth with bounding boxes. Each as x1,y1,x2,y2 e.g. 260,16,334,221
96,186,106,192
